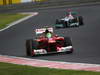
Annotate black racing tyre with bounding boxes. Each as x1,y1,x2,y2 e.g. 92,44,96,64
64,37,72,46
78,16,84,25
60,20,66,28
26,39,33,56
55,19,61,28
74,18,79,27
56,19,66,28
64,37,73,54
26,39,39,56
55,19,63,28
56,19,59,24
65,21,69,27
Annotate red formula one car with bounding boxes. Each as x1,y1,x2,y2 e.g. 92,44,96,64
26,27,73,56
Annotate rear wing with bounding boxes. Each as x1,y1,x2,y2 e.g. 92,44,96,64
35,27,53,35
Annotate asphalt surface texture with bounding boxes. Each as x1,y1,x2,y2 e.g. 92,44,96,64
0,5,100,64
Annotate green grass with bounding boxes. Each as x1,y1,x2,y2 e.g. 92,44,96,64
0,14,28,29
0,62,100,75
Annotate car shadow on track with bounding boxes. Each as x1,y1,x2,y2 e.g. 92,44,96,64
24,52,73,58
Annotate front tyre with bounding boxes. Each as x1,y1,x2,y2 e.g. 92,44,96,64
56,19,59,24
64,37,72,46
64,37,73,54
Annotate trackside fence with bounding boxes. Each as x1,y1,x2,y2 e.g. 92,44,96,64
0,0,100,12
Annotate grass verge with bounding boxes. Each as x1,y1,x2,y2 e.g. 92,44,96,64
0,13,28,30
0,62,100,75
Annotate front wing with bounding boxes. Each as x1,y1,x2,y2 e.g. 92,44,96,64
32,46,73,55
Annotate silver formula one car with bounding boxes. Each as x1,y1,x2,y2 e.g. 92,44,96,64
54,10,84,28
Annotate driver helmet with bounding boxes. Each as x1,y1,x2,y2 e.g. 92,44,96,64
45,29,52,38
46,32,52,38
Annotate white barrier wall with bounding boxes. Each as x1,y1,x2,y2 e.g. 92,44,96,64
21,0,32,3
0,0,46,5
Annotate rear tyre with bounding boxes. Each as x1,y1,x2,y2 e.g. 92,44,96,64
26,39,33,56
74,18,79,27
78,16,84,25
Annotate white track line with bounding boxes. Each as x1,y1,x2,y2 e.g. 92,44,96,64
0,12,38,32
0,55,100,72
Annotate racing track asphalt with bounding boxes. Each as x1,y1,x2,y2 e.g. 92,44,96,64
0,5,100,64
